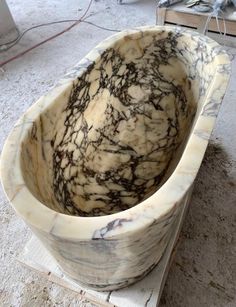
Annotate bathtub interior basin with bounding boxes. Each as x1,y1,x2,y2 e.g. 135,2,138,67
18,29,224,217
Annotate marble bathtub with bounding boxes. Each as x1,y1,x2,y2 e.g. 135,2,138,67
0,26,230,290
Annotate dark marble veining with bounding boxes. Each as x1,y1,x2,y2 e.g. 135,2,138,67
1,26,230,290
50,32,197,216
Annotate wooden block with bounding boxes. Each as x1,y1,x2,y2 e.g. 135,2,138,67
156,4,236,37
156,7,167,26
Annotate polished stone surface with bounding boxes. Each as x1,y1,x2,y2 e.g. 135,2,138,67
22,29,198,217
0,25,230,291
1,1,236,305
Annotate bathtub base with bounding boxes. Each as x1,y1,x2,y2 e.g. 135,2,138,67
61,259,161,292
18,189,192,304
19,236,168,302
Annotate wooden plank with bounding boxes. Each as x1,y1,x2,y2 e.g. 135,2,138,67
164,10,236,36
163,3,236,21
165,10,202,27
156,7,167,26
157,4,236,37
197,15,209,34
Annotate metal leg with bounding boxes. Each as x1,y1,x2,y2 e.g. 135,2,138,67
156,7,166,25
0,0,18,45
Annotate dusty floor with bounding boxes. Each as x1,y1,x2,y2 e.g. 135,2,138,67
0,0,236,306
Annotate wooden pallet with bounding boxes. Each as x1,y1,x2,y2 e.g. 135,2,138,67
156,3,236,45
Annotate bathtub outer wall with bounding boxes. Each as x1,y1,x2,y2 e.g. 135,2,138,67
31,192,188,290
0,26,231,290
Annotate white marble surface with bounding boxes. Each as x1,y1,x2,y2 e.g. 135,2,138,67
18,189,188,307
0,0,236,306
1,25,230,290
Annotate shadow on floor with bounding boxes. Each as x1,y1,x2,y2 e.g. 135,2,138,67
160,141,236,307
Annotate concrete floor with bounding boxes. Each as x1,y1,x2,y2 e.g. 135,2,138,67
0,0,236,306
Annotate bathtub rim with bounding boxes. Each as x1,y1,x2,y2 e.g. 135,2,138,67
0,26,231,240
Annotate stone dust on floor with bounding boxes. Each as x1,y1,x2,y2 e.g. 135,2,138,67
0,0,236,306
